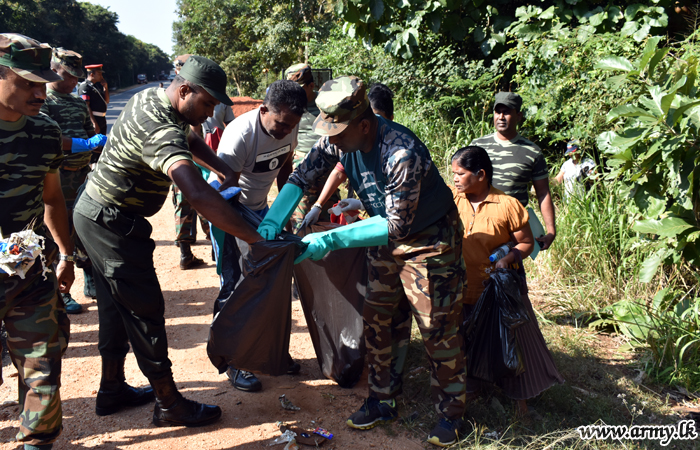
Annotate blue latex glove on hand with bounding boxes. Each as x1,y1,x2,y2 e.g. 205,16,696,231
71,134,107,153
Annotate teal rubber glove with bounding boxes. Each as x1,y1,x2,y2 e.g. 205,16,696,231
257,183,303,240
294,215,388,264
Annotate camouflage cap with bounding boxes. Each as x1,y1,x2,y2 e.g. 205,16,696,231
285,63,313,86
494,91,522,111
52,47,84,78
0,33,62,83
312,76,369,136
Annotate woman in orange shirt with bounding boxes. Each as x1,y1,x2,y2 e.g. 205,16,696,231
451,146,563,417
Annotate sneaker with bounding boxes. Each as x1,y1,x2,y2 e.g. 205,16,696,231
426,418,461,447
287,354,301,375
346,397,397,430
62,293,83,314
225,367,262,392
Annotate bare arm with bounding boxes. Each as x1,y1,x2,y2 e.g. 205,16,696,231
532,178,556,250
42,172,75,292
553,169,565,185
168,160,261,244
317,168,347,206
276,153,294,192
495,225,535,269
186,131,239,190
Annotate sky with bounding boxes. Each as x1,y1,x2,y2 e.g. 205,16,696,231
81,0,179,56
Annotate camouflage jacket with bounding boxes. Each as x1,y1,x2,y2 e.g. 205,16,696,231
469,132,548,207
0,114,63,237
288,116,454,240
41,88,95,170
85,88,192,217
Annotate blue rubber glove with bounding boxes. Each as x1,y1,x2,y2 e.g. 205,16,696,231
294,215,388,264
71,134,107,153
88,134,107,148
257,183,303,240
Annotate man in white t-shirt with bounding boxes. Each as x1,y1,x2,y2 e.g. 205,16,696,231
213,79,307,392
554,139,596,199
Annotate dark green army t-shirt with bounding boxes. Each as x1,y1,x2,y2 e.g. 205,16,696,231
0,114,63,236
41,88,95,170
85,88,191,217
470,133,548,207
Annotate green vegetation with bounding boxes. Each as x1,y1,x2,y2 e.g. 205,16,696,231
0,0,171,87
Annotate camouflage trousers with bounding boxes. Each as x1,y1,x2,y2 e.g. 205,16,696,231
0,259,70,446
364,209,466,420
290,152,341,233
172,183,210,243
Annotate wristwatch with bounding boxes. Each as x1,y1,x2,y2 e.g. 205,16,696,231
59,253,77,262
312,203,323,210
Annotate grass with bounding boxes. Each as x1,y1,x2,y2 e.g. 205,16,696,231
385,312,697,449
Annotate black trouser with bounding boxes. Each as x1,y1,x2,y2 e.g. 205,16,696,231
73,191,172,379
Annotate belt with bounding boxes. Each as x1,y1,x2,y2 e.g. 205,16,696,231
93,111,107,117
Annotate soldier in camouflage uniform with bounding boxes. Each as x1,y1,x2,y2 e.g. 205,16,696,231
171,54,210,269
0,33,73,450
42,48,108,313
469,92,557,250
285,63,341,232
282,76,467,447
74,55,262,427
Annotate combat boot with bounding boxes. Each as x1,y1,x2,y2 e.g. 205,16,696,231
179,242,205,270
95,357,155,416
150,374,222,427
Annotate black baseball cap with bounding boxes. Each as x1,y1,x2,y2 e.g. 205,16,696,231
179,55,233,106
494,92,522,111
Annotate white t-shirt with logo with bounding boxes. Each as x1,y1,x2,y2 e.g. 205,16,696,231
215,107,298,211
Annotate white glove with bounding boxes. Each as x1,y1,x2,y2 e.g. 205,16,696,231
299,206,321,229
329,198,364,216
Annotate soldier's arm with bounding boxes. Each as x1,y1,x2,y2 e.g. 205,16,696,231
43,171,75,292
186,131,239,190
80,88,101,134
168,160,261,244
533,178,556,250
384,148,423,240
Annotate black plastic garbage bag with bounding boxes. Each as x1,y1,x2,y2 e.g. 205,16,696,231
207,199,303,376
463,268,530,382
294,223,367,388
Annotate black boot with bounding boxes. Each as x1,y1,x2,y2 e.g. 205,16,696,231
179,242,205,270
83,267,97,299
150,375,222,427
95,358,155,416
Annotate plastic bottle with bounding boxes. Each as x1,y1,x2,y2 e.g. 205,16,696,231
489,243,512,263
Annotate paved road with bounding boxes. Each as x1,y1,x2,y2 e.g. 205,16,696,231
105,81,170,133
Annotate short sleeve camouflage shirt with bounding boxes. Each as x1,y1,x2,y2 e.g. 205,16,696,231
41,88,95,170
469,132,548,207
85,88,192,217
289,116,454,240
0,114,63,236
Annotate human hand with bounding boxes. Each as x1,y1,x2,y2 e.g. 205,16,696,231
536,233,556,250
257,224,279,241
299,207,321,230
88,134,107,148
294,233,332,264
337,198,364,212
56,261,75,293
216,167,239,192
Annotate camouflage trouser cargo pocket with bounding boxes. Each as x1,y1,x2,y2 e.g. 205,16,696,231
0,260,69,446
364,209,467,420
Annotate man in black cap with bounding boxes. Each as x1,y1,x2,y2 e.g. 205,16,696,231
74,55,262,427
78,63,109,135
470,92,556,250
